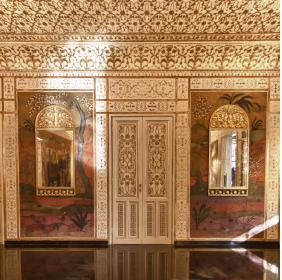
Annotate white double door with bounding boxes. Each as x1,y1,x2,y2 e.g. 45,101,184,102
112,116,173,244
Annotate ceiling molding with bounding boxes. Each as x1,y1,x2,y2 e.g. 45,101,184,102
0,0,279,39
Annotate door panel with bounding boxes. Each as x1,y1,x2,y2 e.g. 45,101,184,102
112,117,143,244
112,116,173,244
143,117,172,244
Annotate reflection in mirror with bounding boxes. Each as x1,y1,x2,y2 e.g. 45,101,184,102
36,105,75,196
209,105,249,196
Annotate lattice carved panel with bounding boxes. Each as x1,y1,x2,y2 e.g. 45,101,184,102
117,123,138,197
147,122,168,197
109,78,175,99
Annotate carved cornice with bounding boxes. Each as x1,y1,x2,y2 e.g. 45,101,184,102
0,0,279,35
0,42,279,72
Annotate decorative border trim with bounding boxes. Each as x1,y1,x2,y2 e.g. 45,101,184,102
95,114,108,239
175,78,189,240
0,33,279,42
208,189,248,196
36,189,76,196
266,78,280,240
0,70,279,78
0,78,3,243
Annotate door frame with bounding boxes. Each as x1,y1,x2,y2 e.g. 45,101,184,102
109,114,175,244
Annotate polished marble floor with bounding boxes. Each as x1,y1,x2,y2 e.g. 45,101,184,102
1,246,279,280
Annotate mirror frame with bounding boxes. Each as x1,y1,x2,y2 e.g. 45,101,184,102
35,105,76,196
208,104,249,196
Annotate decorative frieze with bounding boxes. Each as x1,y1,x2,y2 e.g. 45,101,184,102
0,43,279,71
16,78,94,90
109,78,175,99
175,113,189,240
96,114,108,239
108,101,176,113
191,77,269,90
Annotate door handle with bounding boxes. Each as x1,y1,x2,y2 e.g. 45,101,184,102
139,184,142,192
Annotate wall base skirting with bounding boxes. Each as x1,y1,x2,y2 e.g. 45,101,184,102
4,240,109,248
174,241,280,249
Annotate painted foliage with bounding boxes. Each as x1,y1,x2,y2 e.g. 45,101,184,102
190,91,267,238
18,91,94,237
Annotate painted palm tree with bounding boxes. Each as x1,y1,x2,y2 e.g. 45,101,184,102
219,93,261,112
252,118,263,130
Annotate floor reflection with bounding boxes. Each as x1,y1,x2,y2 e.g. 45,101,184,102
1,245,279,280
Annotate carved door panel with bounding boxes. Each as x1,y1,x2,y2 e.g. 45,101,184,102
112,117,143,244
142,117,172,244
112,116,173,244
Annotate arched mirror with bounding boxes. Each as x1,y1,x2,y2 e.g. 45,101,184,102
209,105,249,196
35,105,75,196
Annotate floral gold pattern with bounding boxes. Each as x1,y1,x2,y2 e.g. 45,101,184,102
0,0,278,35
36,105,73,128
147,122,167,197
210,105,249,129
118,123,137,197
0,43,279,71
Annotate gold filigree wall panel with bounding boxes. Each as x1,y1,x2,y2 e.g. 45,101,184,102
0,42,279,71
210,105,249,129
0,0,278,35
266,78,280,240
109,79,175,99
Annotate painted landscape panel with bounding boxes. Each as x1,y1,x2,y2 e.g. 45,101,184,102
18,91,94,237
190,91,267,238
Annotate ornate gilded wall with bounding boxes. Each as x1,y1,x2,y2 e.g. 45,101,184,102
0,0,279,243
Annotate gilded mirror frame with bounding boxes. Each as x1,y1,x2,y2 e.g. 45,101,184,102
208,104,249,196
35,105,76,196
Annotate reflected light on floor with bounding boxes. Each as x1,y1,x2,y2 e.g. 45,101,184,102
231,215,279,242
